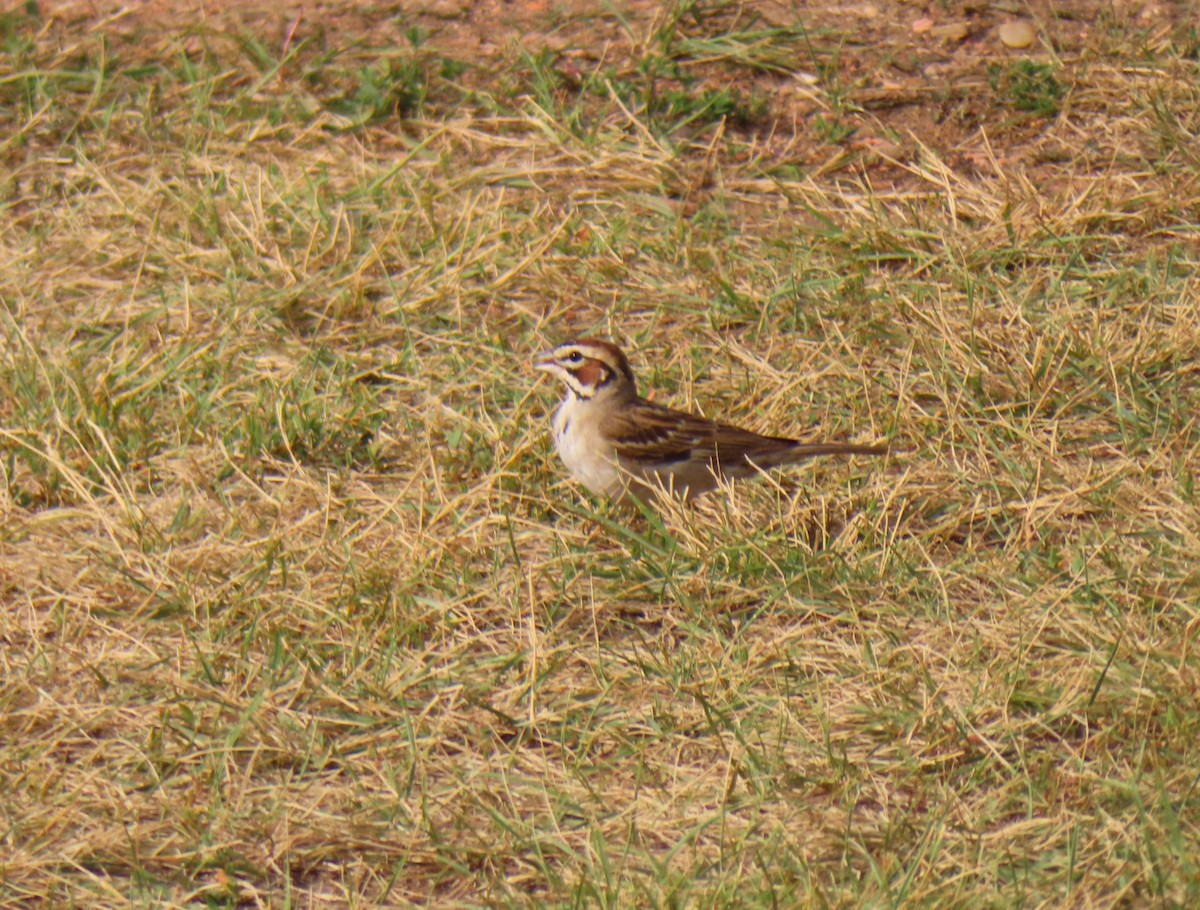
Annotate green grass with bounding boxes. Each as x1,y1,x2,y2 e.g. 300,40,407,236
2,0,1200,906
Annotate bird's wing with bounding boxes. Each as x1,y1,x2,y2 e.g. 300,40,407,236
601,399,791,473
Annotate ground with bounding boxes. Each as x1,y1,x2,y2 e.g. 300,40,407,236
2,0,1199,907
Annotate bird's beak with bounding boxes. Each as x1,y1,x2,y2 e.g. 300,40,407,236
532,351,555,373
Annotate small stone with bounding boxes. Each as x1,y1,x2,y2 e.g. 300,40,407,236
931,22,970,42
426,0,470,18
998,20,1037,49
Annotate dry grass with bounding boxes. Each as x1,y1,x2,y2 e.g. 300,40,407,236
2,0,1200,906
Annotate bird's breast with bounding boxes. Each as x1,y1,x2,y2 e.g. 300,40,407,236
552,398,625,498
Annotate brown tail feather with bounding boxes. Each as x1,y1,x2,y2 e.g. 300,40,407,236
728,440,888,475
787,442,889,458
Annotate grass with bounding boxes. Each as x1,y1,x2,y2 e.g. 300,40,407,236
2,0,1200,906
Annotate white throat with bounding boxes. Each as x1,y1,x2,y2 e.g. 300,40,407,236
550,392,624,499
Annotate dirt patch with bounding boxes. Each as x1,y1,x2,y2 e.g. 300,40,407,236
44,0,1198,192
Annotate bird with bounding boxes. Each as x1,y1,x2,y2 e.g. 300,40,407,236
533,338,887,504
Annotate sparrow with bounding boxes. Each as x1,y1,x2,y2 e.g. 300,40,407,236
533,338,887,504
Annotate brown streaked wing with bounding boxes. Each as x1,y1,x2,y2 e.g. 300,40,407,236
602,399,793,470
600,400,702,467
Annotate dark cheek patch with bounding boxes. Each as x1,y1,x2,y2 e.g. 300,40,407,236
574,360,609,389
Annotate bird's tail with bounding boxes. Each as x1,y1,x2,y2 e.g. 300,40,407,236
788,441,889,459
742,441,889,471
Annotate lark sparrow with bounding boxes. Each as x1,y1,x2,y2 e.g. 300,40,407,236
534,338,887,504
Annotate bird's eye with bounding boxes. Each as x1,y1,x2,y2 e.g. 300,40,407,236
565,351,584,364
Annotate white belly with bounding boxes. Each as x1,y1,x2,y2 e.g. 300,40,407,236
552,398,626,499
